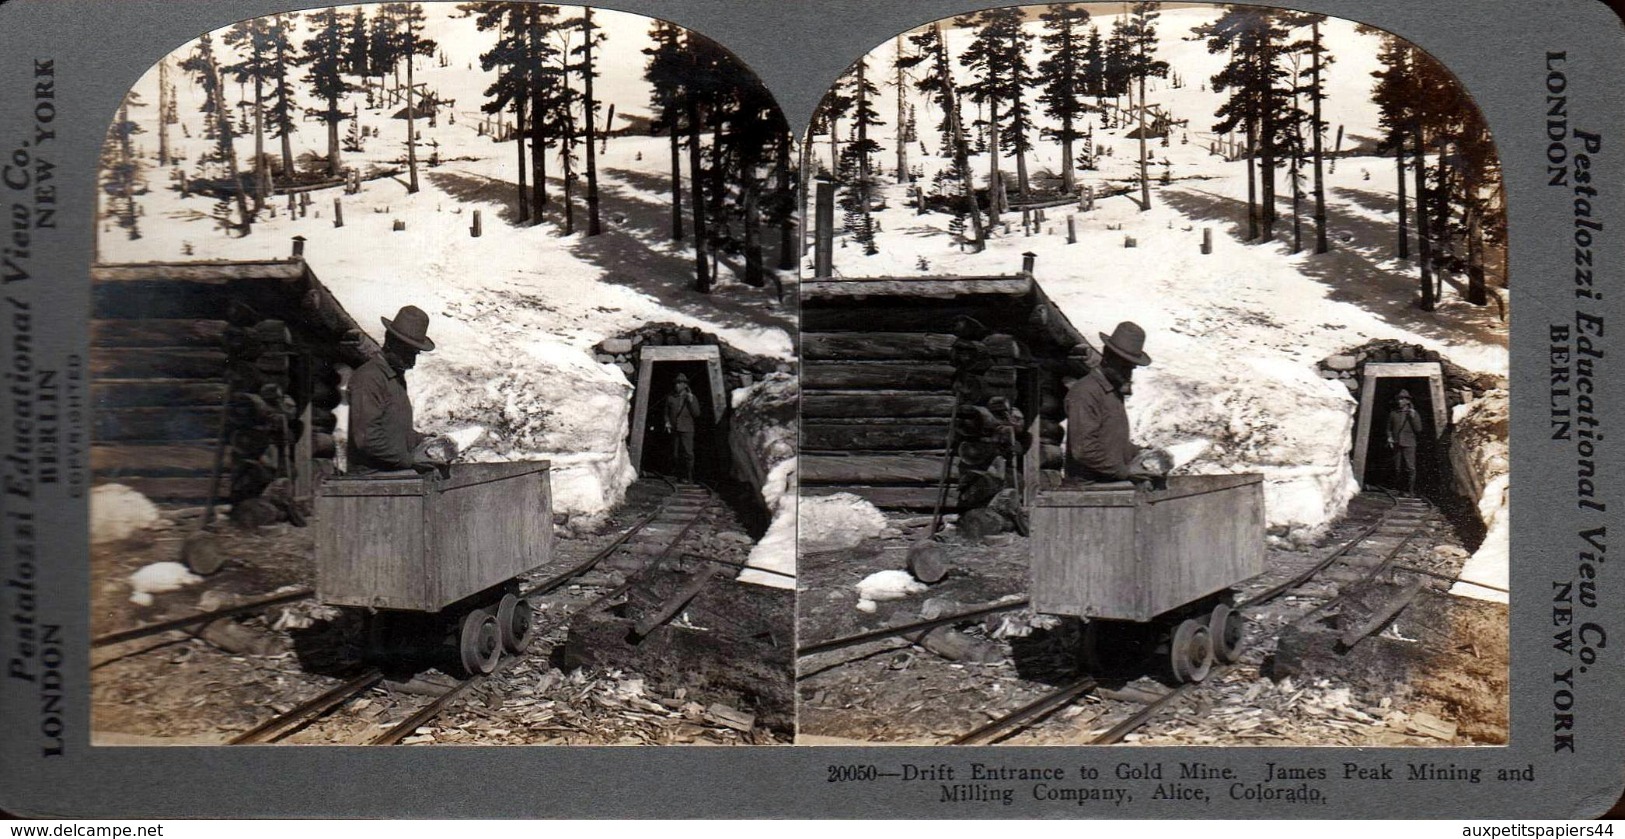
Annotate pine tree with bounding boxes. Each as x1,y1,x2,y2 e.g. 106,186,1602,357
376,3,436,193
346,8,370,76
301,8,355,178
899,21,984,251
180,32,252,234
1038,5,1093,194
267,13,301,179
837,57,885,213
222,16,277,209
644,20,687,240
101,91,147,239
564,6,605,235
1121,2,1168,211
1195,8,1289,240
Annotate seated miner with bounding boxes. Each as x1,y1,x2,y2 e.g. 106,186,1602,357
346,304,455,475
1387,389,1422,495
663,372,703,483
1064,321,1162,486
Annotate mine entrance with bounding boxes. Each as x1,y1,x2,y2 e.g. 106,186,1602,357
1351,362,1448,494
628,345,728,481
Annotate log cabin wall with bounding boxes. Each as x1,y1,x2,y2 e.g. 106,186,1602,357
90,258,375,510
800,270,1088,511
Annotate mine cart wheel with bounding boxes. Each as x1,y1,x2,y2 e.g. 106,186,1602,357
1169,618,1214,684
458,610,502,676
1209,603,1245,664
1077,620,1153,675
497,594,536,654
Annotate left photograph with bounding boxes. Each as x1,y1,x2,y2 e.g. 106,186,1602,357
88,3,798,746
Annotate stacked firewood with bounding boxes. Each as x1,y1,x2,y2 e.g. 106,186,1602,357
222,302,307,527
947,317,1031,538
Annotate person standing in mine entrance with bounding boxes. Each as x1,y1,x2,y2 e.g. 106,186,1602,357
1387,389,1423,496
346,304,453,475
1064,321,1161,486
663,372,703,483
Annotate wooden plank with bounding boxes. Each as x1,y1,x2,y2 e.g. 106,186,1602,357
92,261,305,283
802,276,1031,300
800,299,1038,336
1140,476,1265,619
802,332,955,362
92,282,232,320
802,419,950,451
1143,473,1263,504
91,348,225,380
802,390,956,419
92,380,226,408
802,362,955,391
319,474,429,497
94,407,222,442
92,443,217,476
801,453,945,485
92,319,227,349
316,492,430,611
801,484,956,510
94,476,220,502
439,459,551,491
430,463,552,609
1031,501,1141,619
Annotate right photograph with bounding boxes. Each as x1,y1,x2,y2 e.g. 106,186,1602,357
795,2,1509,747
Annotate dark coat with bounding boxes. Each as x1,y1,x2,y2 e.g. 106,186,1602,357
664,389,702,433
347,354,424,473
1064,368,1140,481
1387,403,1422,448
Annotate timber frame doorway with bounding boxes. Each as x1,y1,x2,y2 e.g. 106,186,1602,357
628,345,728,475
1351,362,1448,488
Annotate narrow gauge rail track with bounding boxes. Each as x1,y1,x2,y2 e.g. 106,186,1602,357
222,481,723,746
963,491,1444,746
799,490,1445,745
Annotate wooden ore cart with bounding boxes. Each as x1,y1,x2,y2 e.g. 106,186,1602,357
315,461,553,674
1031,474,1265,683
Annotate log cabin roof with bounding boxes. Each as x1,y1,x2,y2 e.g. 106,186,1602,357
91,257,378,358
800,272,1089,356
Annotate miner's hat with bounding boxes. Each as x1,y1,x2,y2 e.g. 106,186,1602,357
1099,321,1151,367
382,305,435,352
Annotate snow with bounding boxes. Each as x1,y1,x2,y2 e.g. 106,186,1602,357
739,457,797,589
798,493,889,553
817,7,1508,548
1453,473,1508,603
854,569,928,612
90,484,160,544
127,562,203,606
102,7,794,516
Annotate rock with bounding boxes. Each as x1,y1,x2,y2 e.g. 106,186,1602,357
704,703,755,731
1344,379,1360,392
196,618,280,657
182,532,226,575
1324,355,1358,371
600,337,633,355
595,353,616,364
1319,369,1340,379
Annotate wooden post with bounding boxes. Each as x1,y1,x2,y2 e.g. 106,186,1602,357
1124,236,1136,248
287,193,296,215
1022,208,1031,236
291,236,306,258
333,198,343,228
471,209,482,238
1067,216,1076,244
813,179,835,278
1201,227,1213,255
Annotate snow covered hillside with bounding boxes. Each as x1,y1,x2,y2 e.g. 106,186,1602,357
811,6,1509,559
99,5,795,521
